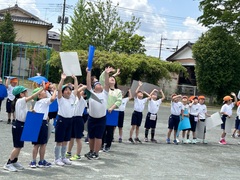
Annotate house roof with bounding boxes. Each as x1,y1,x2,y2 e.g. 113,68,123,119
166,41,194,61
0,4,53,29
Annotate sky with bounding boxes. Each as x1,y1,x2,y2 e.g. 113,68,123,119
0,0,208,60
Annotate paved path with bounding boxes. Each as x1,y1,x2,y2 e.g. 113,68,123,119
0,99,239,180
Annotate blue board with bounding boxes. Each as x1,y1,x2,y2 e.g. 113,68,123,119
0,84,7,99
87,45,95,70
21,112,44,142
49,99,58,112
106,110,119,126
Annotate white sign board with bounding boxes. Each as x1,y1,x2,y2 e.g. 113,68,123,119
225,118,235,133
196,121,205,139
206,112,223,130
60,52,82,76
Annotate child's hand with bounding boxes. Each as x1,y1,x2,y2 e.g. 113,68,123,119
61,73,67,80
138,81,143,86
115,69,121,76
42,81,46,89
72,75,77,79
105,66,115,74
231,92,236,96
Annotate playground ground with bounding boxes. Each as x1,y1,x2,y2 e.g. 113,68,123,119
0,98,239,180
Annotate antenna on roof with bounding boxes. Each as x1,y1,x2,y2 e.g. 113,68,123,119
15,1,18,6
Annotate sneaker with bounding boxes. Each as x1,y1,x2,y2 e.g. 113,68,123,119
103,147,110,152
203,139,208,144
231,134,235,138
128,138,135,144
182,139,188,144
186,139,191,144
70,155,81,161
173,139,178,145
54,158,64,166
85,138,89,144
166,138,170,144
151,139,157,143
144,138,149,142
62,158,72,165
7,119,11,124
176,138,180,143
134,137,142,144
219,139,227,145
91,152,99,160
0,118,3,122
12,162,24,170
38,160,51,167
3,163,18,172
118,138,122,143
29,161,37,168
65,152,71,158
84,151,93,160
192,139,197,144
12,119,16,124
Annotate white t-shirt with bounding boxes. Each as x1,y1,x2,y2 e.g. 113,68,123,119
74,96,87,116
117,97,129,111
34,98,51,120
221,103,234,116
57,94,76,118
148,99,162,114
237,106,240,117
134,97,148,112
15,97,28,122
7,85,15,101
190,103,200,116
171,101,184,115
199,104,207,119
88,90,108,118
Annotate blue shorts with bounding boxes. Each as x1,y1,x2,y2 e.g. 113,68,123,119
118,111,125,128
221,115,227,130
32,120,48,145
189,114,197,132
131,111,143,126
144,112,157,129
235,116,240,130
71,116,84,139
88,116,106,139
12,120,25,148
55,116,73,142
6,98,15,113
48,112,58,119
168,114,180,130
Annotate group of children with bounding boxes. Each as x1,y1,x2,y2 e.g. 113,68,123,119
1,72,240,172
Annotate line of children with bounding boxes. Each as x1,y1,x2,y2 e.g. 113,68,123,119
144,89,165,143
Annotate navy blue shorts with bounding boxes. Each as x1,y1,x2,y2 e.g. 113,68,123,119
235,116,240,130
118,111,125,128
32,120,48,145
168,114,180,130
221,115,227,130
189,114,198,132
71,116,84,139
12,120,25,148
131,111,143,126
48,111,58,119
144,112,157,129
88,116,106,139
55,116,73,142
6,98,15,113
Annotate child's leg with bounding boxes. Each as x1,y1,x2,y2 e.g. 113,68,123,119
67,138,74,154
151,128,155,140
173,130,177,140
187,130,190,139
192,131,196,139
75,138,82,155
119,127,123,138
130,125,136,138
32,145,40,161
61,141,68,159
39,144,47,161
89,138,95,152
145,128,149,138
94,138,102,154
54,142,62,160
221,130,226,138
9,148,22,162
167,129,172,139
182,130,186,138
136,126,140,138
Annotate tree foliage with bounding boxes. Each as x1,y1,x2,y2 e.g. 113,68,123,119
198,0,240,40
62,0,146,54
192,26,240,101
48,50,186,85
0,12,17,76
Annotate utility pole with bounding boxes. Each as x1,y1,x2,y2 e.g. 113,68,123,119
59,0,67,50
158,35,167,60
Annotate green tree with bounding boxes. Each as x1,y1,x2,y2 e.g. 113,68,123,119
0,12,17,76
192,26,240,101
48,50,186,85
198,0,240,40
62,0,146,54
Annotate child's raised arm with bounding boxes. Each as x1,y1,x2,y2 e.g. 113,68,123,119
104,66,115,92
86,68,92,91
72,75,78,97
57,73,66,99
135,81,143,96
128,89,133,100
160,89,165,101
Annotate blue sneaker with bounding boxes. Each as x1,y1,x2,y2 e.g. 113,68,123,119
29,161,37,168
166,138,171,144
38,160,52,168
173,139,178,145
